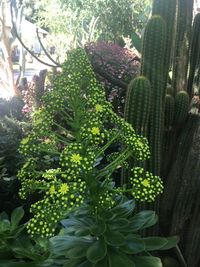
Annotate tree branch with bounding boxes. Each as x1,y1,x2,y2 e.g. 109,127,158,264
10,1,58,68
36,28,61,67
92,65,128,89
87,50,128,89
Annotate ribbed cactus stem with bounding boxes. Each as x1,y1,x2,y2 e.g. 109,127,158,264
187,13,200,97
124,76,151,136
141,15,166,176
172,0,194,92
173,91,190,124
166,84,174,96
152,0,177,98
164,94,175,128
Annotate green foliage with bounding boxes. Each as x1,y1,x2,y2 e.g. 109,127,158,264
130,31,142,52
0,114,28,213
17,48,164,239
0,97,24,120
0,207,54,266
50,198,178,267
141,15,166,175
173,91,190,125
31,0,152,50
124,76,151,136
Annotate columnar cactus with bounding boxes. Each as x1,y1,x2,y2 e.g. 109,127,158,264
187,13,200,97
141,15,166,175
152,0,177,97
173,91,190,124
124,76,151,136
164,94,175,128
172,0,194,92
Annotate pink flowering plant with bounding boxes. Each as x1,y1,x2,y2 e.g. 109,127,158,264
85,41,140,115
18,48,177,267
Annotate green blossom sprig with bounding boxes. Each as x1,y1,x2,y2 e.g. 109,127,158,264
130,167,164,202
18,48,163,237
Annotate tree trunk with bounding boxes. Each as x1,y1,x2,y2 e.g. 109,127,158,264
0,0,18,97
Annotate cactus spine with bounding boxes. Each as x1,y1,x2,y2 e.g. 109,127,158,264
187,13,200,97
174,91,190,124
124,76,151,136
141,15,166,176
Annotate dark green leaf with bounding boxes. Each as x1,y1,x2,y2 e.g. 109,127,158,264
111,200,135,218
108,249,135,267
78,260,93,267
120,235,144,254
157,236,179,250
104,230,125,246
0,212,9,221
143,237,168,251
90,220,106,236
75,228,91,236
10,207,24,230
61,218,83,228
132,256,162,267
63,259,85,267
0,261,38,267
50,236,92,256
0,219,10,233
129,211,157,232
92,256,108,267
109,218,129,230
66,244,89,259
86,239,107,263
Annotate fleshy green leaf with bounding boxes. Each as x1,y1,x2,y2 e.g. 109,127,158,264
108,249,135,267
0,261,38,267
0,212,9,221
144,235,179,251
111,200,135,218
78,260,93,267
132,256,162,267
75,228,91,236
109,218,129,230
50,236,92,256
90,220,106,236
157,236,179,250
92,256,108,267
66,245,89,259
120,235,144,254
63,259,85,267
129,211,157,232
10,207,24,230
143,237,169,251
86,239,107,263
104,230,125,246
0,219,10,233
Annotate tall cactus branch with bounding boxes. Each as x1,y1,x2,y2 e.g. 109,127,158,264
141,15,166,176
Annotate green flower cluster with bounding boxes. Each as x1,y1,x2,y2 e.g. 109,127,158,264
60,143,95,178
27,181,84,237
130,167,164,202
18,48,163,237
